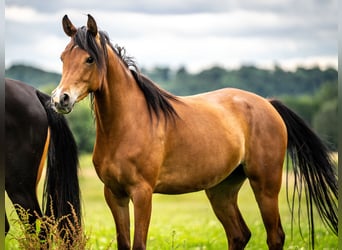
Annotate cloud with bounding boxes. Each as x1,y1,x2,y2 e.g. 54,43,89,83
4,0,247,14
5,1,337,73
6,0,338,16
6,0,232,15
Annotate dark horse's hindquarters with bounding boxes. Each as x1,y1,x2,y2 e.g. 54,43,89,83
5,78,81,243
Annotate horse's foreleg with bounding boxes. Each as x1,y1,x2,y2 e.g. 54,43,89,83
104,186,130,250
130,184,153,250
205,166,250,250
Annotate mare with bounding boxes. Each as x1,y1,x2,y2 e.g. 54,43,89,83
5,78,81,243
51,15,337,250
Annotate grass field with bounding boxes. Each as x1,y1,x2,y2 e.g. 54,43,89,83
5,154,338,249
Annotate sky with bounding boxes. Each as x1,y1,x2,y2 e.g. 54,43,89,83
5,0,338,73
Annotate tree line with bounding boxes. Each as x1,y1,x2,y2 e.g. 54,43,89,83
6,64,337,152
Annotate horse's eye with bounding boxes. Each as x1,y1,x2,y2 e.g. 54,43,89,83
86,56,94,64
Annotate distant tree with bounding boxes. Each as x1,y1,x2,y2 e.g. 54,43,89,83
281,80,337,150
313,80,338,104
5,64,61,88
281,95,318,124
172,66,196,95
153,67,171,82
195,66,226,91
176,66,188,77
313,99,337,150
65,97,95,153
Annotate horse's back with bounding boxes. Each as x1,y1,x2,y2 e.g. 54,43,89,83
179,87,286,141
186,87,287,153
182,87,287,142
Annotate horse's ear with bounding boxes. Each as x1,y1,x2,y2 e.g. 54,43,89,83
87,14,98,36
62,15,77,37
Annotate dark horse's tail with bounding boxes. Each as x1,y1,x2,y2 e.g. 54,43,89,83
36,90,81,234
270,99,337,248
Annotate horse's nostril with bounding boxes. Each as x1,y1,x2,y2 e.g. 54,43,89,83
60,93,70,106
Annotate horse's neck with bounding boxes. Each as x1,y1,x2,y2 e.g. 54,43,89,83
93,54,147,137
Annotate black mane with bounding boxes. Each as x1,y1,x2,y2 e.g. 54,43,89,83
73,26,180,123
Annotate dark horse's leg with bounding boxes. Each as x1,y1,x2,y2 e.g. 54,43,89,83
6,180,44,236
5,122,47,239
6,149,44,235
205,166,251,250
6,146,46,239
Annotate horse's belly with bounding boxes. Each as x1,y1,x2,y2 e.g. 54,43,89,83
154,147,243,194
154,173,228,194
153,95,247,194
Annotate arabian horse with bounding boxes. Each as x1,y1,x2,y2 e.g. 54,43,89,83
51,15,337,250
5,78,81,243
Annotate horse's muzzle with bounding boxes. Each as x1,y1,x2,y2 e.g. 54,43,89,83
51,93,73,114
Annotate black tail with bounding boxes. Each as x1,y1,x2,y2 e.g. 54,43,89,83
270,99,337,248
36,91,81,230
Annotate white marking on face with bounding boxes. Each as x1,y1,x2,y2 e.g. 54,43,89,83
51,86,62,103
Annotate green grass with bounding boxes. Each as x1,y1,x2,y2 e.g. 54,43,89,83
6,154,338,249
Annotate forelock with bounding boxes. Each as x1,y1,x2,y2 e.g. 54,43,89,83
73,26,107,70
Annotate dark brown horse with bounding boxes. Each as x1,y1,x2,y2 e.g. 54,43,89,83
52,15,337,250
5,78,81,243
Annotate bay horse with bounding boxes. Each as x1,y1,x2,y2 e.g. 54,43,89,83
51,15,337,250
5,78,81,243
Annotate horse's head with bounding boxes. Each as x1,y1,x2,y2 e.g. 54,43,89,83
52,14,106,114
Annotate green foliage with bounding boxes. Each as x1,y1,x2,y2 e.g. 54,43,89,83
281,81,337,149
312,81,338,150
65,97,96,154
313,99,338,150
148,64,337,97
281,94,319,124
5,64,61,88
6,203,87,250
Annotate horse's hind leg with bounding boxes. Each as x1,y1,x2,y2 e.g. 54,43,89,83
245,160,285,250
6,188,43,231
205,166,251,250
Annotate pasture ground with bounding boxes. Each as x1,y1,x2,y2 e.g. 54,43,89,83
5,154,338,249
